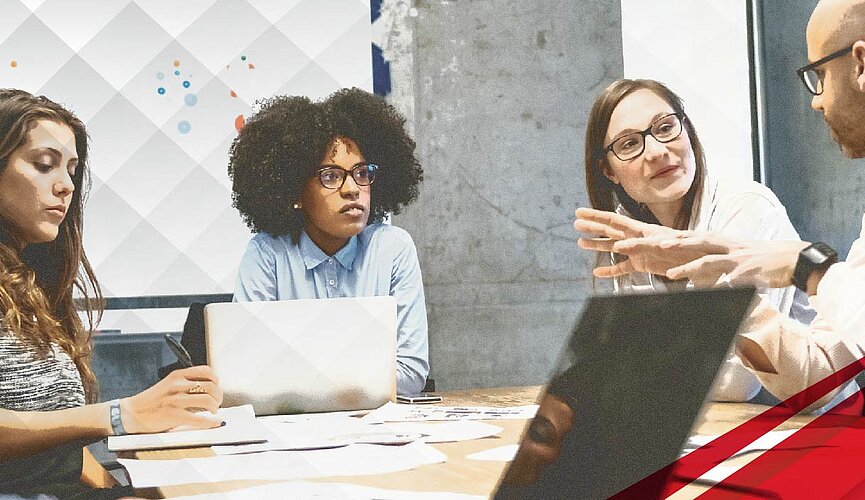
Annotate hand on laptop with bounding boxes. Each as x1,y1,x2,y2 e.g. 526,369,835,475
120,365,224,434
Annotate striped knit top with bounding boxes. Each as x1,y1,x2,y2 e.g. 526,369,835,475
0,328,85,411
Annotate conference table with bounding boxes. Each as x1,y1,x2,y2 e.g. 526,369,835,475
130,386,816,498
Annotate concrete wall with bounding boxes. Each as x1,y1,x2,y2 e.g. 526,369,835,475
387,1,624,389
759,0,865,258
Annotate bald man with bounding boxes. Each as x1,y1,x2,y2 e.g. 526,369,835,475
574,0,865,411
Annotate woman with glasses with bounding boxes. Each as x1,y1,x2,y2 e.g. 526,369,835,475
229,88,428,395
583,79,814,403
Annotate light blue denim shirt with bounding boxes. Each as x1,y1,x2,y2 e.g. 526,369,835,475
234,223,429,395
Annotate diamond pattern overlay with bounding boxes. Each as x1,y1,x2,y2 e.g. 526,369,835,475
207,298,394,414
0,0,373,333
621,0,753,181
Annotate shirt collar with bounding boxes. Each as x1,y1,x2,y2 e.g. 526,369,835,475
299,231,358,270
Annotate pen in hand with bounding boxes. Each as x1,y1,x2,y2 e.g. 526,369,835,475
164,334,194,368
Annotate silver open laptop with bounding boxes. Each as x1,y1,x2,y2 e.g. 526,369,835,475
204,296,397,415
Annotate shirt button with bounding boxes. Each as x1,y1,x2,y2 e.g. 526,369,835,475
328,279,335,286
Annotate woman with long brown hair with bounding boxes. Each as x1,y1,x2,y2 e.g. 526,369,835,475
0,89,223,498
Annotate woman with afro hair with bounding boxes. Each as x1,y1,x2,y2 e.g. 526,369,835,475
229,88,429,395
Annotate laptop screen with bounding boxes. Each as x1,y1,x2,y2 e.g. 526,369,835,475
495,287,756,499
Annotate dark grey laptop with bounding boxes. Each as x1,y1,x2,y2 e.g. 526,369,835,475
495,286,756,499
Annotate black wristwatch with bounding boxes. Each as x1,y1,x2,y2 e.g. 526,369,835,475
792,242,838,292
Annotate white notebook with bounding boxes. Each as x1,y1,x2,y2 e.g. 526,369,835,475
107,405,266,452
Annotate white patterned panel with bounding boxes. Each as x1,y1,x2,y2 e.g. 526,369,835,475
0,0,373,333
621,0,753,181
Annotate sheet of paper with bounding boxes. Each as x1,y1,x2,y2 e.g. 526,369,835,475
466,444,519,462
259,409,370,423
212,418,502,455
107,405,267,452
172,481,485,500
119,441,447,488
361,401,538,423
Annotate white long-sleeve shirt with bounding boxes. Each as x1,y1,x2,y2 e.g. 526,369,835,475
614,174,815,402
739,214,865,412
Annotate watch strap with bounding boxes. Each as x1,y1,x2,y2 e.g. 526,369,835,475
792,242,838,292
109,399,127,436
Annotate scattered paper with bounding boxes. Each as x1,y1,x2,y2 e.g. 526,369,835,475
107,405,266,452
466,444,519,462
172,481,486,499
119,441,446,488
401,420,503,443
362,402,538,423
212,417,502,455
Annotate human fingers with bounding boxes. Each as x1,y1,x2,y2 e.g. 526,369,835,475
174,365,220,384
611,236,666,255
573,219,628,240
574,208,650,235
172,410,224,430
183,380,220,397
658,235,734,255
666,255,728,283
593,259,636,278
577,237,615,252
182,393,221,414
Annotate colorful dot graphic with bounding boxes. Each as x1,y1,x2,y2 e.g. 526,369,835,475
178,121,191,134
174,70,180,76
184,93,198,106
240,55,247,61
10,61,17,68
156,72,164,79
182,80,190,88
157,87,166,95
173,60,181,67
234,114,245,132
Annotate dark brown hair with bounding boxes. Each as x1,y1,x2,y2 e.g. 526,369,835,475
584,79,706,230
0,89,102,402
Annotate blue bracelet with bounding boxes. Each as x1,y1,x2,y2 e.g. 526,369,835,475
109,399,127,436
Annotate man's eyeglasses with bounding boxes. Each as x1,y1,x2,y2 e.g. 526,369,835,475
315,163,378,190
797,43,855,96
603,113,684,162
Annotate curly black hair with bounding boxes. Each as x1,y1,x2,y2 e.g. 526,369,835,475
228,87,423,241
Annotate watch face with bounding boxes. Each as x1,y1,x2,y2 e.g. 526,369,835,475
803,247,830,264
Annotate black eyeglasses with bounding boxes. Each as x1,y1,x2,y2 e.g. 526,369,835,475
315,162,378,189
603,113,685,162
797,43,855,96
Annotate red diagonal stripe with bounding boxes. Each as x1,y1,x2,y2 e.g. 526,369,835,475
700,390,865,498
610,355,865,499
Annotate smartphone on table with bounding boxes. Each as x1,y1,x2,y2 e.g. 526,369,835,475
396,393,443,404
